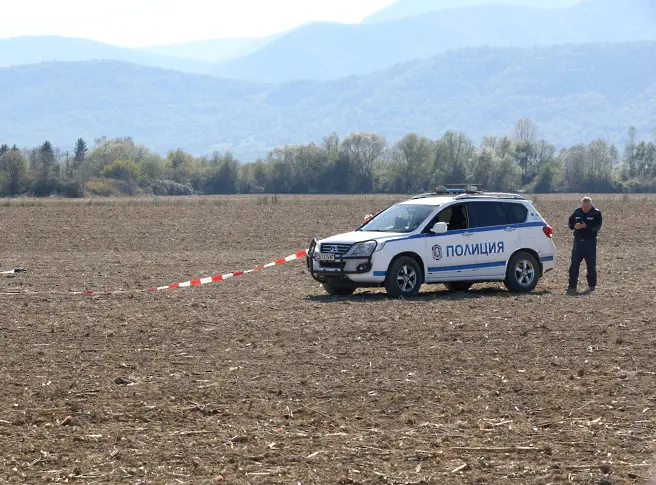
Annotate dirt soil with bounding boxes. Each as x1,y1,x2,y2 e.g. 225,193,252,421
1,194,656,485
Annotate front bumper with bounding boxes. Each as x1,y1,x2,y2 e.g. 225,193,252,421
306,238,384,285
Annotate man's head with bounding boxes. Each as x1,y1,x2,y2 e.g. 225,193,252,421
581,197,593,213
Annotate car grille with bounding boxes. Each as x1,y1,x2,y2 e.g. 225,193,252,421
320,243,351,255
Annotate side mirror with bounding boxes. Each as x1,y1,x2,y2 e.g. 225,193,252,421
431,222,448,234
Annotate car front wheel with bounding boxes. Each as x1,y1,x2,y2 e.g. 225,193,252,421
385,256,422,298
504,252,540,293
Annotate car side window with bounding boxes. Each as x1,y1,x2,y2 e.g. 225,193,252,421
429,203,469,231
504,203,528,224
467,202,511,228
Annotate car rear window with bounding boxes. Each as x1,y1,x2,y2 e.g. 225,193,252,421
467,202,510,228
504,203,528,224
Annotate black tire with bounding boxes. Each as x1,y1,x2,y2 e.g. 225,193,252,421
445,282,473,292
385,256,422,298
322,284,356,296
504,251,540,293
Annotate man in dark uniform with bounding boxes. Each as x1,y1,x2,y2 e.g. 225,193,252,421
567,197,603,293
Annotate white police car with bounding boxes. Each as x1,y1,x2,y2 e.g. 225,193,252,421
307,186,556,297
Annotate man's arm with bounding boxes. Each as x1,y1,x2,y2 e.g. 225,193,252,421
568,211,577,230
588,210,602,232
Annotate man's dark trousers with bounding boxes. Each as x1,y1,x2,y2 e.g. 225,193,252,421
569,238,597,289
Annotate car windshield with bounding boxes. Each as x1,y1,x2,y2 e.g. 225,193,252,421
359,204,436,233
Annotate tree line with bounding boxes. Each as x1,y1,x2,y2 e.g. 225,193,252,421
1,120,655,198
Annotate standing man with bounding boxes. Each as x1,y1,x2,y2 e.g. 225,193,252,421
567,197,602,293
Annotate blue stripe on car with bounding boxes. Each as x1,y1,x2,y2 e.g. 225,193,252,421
540,255,554,262
428,261,507,273
373,271,387,277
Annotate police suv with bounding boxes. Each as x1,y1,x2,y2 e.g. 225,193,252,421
306,186,556,297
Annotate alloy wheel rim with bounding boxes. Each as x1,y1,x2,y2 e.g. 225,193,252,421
396,265,417,293
514,260,535,286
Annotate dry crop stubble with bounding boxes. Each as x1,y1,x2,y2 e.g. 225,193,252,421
0,194,655,484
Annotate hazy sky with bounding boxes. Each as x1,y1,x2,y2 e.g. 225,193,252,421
1,0,399,47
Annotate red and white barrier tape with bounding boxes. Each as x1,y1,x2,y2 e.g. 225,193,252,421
149,249,308,291
0,250,308,297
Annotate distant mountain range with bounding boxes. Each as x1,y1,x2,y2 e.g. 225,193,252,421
361,0,583,23
0,36,212,74
138,33,282,63
1,42,654,159
210,0,656,82
362,0,585,24
1,0,654,83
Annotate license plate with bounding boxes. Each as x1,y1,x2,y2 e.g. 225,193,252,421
316,253,335,261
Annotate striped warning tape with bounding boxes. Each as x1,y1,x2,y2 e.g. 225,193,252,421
150,249,308,291
0,250,308,297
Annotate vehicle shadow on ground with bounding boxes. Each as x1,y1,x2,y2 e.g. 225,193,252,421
307,287,552,303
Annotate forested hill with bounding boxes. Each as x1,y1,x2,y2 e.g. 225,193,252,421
1,42,654,159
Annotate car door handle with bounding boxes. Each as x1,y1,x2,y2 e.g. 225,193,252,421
505,226,516,232
461,232,474,237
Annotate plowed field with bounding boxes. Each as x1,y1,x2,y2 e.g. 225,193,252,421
1,194,655,484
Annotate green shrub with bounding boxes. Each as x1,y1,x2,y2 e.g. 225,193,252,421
100,160,141,181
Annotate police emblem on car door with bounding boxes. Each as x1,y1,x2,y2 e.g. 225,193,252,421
432,244,442,260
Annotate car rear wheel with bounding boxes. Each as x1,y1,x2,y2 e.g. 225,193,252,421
385,256,422,298
504,252,540,293
445,282,473,292
322,283,356,296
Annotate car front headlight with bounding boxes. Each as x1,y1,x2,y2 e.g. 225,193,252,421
345,240,377,257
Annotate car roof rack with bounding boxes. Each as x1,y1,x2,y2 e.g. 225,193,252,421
410,184,483,200
454,192,526,200
410,184,526,201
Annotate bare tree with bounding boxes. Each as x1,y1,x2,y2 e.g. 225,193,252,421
533,140,556,176
624,126,637,177
512,119,540,182
514,118,537,144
